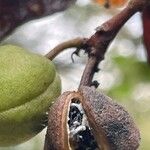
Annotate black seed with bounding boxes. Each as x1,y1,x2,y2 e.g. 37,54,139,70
68,101,99,150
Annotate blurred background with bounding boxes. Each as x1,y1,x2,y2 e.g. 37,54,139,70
1,0,150,149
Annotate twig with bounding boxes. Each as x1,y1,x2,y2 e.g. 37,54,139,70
45,38,87,60
79,0,149,88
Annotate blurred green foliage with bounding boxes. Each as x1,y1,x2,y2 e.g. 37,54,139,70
108,56,150,99
107,56,150,150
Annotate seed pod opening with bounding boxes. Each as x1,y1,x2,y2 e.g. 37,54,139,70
68,98,100,149
45,86,140,150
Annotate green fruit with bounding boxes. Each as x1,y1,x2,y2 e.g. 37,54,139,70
0,45,61,146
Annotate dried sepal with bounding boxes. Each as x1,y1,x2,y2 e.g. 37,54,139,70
80,86,140,150
44,91,82,150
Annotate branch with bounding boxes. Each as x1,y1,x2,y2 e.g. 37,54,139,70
44,0,149,87
45,38,87,60
79,0,149,88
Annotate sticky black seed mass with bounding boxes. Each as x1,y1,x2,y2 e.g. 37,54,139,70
68,98,99,150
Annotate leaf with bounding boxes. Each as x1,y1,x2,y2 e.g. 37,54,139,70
142,5,150,63
0,0,76,41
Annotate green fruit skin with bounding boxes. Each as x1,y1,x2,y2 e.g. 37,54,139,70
0,45,61,146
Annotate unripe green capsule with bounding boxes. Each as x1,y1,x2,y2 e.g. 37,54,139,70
0,45,61,146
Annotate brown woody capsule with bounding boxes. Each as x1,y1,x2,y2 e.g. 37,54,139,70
44,86,140,150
